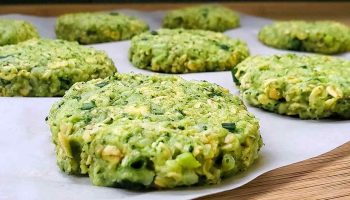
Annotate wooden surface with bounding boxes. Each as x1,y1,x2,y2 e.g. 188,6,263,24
0,2,349,25
198,142,350,200
1,2,350,199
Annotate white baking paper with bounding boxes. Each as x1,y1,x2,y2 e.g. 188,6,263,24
0,10,349,200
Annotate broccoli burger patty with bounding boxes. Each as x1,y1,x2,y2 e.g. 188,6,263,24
233,54,350,119
0,39,116,97
48,73,262,189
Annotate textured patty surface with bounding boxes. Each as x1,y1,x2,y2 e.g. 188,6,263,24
0,39,116,97
56,12,149,44
48,73,262,189
233,54,350,119
0,19,39,46
258,21,350,54
129,29,249,73
163,5,240,32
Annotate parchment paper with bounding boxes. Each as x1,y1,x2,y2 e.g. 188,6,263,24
0,10,349,200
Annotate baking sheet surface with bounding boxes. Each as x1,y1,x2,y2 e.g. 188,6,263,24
0,10,349,200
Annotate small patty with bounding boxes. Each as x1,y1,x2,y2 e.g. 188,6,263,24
0,39,116,97
258,21,350,54
0,19,39,46
233,54,350,119
163,5,240,32
56,12,149,44
48,73,262,189
129,29,249,73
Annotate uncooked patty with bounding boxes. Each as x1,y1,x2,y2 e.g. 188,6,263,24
48,73,262,189
56,12,149,44
0,19,39,46
258,21,350,54
0,39,116,96
163,5,240,32
129,29,249,73
233,54,350,119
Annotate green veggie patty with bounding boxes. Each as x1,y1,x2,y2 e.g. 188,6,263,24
258,21,350,54
48,73,262,189
163,5,240,32
56,12,149,44
129,29,249,73
0,19,39,46
0,39,116,97
233,54,350,119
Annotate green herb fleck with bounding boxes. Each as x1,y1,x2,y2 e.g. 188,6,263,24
109,12,119,16
72,96,82,101
289,38,302,50
84,116,92,123
207,87,223,97
95,81,108,88
219,44,230,51
177,109,186,116
59,77,71,87
222,123,236,133
188,145,194,152
201,8,209,17
231,67,240,86
150,31,158,35
0,55,12,59
87,29,97,36
81,101,96,110
152,109,164,115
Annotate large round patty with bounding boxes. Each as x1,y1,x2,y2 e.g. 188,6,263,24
48,73,262,189
233,54,350,119
162,5,240,32
0,19,39,46
258,21,350,54
0,39,116,97
56,12,149,44
129,29,249,73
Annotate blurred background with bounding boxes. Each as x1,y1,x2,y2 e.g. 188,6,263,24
1,0,350,2
0,1,349,25
1,0,350,3
2,0,350,2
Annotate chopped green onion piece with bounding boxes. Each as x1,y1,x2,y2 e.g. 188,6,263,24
221,123,236,133
95,81,108,88
81,102,96,110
